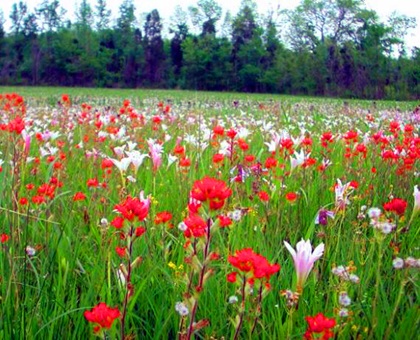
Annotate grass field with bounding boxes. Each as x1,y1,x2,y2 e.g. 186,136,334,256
0,87,419,339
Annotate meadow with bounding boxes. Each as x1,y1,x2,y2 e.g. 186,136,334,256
0,87,419,339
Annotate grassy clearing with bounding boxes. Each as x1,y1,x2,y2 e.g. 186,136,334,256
0,89,419,339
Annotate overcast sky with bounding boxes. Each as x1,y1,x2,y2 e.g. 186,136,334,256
1,0,419,49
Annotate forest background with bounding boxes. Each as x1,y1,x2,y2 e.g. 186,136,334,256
0,0,419,100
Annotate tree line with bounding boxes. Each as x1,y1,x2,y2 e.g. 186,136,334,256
0,0,419,100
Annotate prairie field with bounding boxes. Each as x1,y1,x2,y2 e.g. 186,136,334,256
0,87,419,339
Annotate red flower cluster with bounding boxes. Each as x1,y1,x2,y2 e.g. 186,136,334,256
1,233,9,243
61,94,71,106
217,215,232,227
4,116,25,134
73,192,86,201
183,214,207,238
258,190,270,202
0,93,26,134
154,211,172,225
191,177,232,210
383,198,408,216
0,93,26,115
84,302,120,333
30,181,58,204
114,196,150,222
304,313,336,340
228,248,280,281
285,192,298,203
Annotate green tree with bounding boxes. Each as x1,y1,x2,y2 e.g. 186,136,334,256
144,9,165,86
260,10,284,92
188,0,222,36
231,0,264,91
181,35,232,90
95,0,111,31
169,6,189,85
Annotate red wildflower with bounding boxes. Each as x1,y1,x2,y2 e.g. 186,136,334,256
210,252,220,260
87,178,99,188
228,248,280,280
213,125,224,136
280,138,294,150
389,120,400,133
179,157,191,167
173,145,185,155
53,162,63,170
101,159,113,169
265,157,277,169
383,198,408,216
258,191,270,202
115,247,126,258
183,214,207,238
244,154,255,163
356,143,367,157
110,216,125,229
217,215,232,227
343,130,358,143
1,233,9,243
32,195,45,205
349,181,359,189
37,183,56,198
301,137,313,147
84,302,120,333
154,211,172,225
114,196,150,222
191,177,232,211
285,192,298,203
303,158,317,168
135,227,146,237
152,116,162,124
19,197,28,205
188,199,202,214
238,139,249,151
7,116,26,134
321,132,334,147
73,192,86,201
212,153,224,164
404,124,414,134
62,94,70,104
226,129,237,139
227,272,237,283
304,313,336,340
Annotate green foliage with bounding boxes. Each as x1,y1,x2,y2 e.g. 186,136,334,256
0,88,418,339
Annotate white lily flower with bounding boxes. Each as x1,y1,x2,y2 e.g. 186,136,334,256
284,239,324,292
414,185,420,212
111,157,131,172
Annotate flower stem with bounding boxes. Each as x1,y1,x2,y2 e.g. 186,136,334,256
186,300,198,340
384,277,408,339
120,226,135,340
250,284,263,335
371,239,383,335
186,218,213,339
233,275,247,340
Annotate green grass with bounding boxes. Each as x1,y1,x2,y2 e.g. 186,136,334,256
0,85,416,110
0,88,418,339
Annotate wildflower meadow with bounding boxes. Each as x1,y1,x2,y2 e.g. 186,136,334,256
0,88,419,339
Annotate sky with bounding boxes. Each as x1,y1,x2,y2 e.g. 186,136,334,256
0,0,419,49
